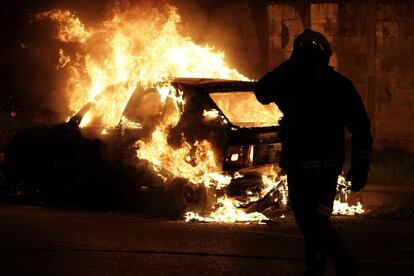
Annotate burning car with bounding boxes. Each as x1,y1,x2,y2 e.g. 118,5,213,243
3,78,287,218
2,7,364,222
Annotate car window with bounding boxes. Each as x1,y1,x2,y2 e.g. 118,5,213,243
121,88,163,126
122,87,181,128
209,91,282,127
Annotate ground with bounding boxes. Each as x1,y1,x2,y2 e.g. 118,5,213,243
0,204,413,275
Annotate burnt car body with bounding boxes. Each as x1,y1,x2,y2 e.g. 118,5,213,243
172,78,281,171
3,78,283,216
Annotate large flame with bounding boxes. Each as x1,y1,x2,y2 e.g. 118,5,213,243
136,125,232,188
37,6,248,127
38,5,364,223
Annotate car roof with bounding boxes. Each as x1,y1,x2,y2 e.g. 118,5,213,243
71,78,257,126
172,78,256,92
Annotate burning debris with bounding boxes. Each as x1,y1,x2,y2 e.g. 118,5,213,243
333,176,365,216
4,4,365,223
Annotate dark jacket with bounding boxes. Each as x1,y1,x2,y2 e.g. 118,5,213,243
254,59,373,170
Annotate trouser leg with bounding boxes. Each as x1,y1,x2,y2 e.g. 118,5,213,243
287,168,353,275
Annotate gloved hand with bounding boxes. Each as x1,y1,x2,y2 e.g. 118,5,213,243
346,168,368,192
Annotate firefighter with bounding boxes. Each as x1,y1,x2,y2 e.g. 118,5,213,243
254,29,373,276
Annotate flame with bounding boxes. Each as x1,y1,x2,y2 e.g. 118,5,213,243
185,173,364,223
136,125,233,188
37,7,248,128
185,170,288,223
185,196,269,224
36,9,91,43
203,109,220,120
333,175,365,215
57,49,71,69
261,173,288,205
119,116,143,129
39,5,364,223
333,201,364,216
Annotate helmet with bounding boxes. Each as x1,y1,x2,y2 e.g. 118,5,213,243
291,29,332,67
293,29,332,57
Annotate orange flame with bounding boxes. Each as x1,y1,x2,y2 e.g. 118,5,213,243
37,7,248,127
36,9,91,43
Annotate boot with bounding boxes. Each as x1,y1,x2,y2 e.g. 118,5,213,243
304,254,325,276
334,256,361,276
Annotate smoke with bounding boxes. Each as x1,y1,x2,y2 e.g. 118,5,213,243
0,0,114,123
170,0,267,79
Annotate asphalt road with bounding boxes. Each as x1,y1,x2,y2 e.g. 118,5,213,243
0,204,413,276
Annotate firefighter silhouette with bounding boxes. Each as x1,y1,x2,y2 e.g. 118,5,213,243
255,29,373,276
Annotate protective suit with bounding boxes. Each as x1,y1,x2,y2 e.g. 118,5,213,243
255,29,373,275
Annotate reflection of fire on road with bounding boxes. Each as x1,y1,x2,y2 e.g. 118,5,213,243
37,5,364,223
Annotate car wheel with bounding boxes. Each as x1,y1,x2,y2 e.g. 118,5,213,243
167,177,212,217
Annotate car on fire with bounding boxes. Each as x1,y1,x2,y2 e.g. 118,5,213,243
3,78,285,216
